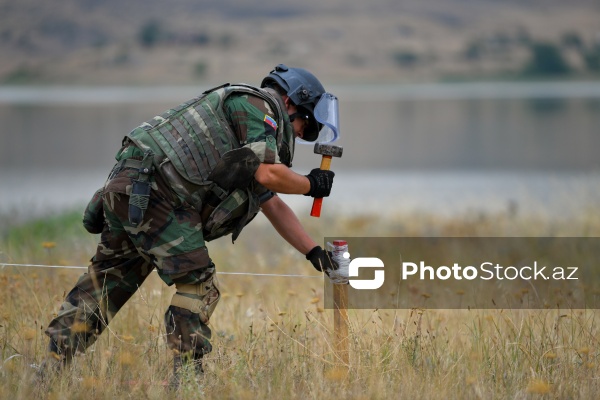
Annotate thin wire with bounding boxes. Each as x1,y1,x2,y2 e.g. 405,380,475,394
0,262,322,279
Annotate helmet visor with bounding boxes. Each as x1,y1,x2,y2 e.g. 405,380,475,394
296,93,340,144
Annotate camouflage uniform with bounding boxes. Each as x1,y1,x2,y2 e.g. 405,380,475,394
45,84,294,368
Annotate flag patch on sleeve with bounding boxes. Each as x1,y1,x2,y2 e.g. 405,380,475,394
264,115,278,130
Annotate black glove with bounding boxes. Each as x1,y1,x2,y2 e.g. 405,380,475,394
304,168,335,198
306,246,339,273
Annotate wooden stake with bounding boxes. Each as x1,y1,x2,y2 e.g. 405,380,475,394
333,282,349,376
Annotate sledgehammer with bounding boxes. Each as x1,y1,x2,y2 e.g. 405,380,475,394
311,143,343,217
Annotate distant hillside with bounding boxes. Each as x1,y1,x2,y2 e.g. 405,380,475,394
1,0,599,84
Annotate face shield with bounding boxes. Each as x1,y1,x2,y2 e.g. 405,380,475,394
296,93,340,144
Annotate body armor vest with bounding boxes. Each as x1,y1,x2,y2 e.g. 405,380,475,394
127,83,286,185
125,83,288,242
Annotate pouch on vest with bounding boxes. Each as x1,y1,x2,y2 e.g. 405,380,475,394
82,187,105,234
203,187,260,243
156,159,202,210
129,180,152,227
207,148,261,191
128,151,154,227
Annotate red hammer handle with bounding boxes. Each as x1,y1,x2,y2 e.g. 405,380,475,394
310,155,332,217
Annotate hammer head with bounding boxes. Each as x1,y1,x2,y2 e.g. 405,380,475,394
314,143,343,158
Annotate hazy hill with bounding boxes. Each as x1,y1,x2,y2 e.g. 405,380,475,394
1,0,599,84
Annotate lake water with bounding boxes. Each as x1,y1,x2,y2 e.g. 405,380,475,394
1,82,599,223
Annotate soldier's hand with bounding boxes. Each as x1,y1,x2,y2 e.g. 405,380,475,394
306,246,339,273
304,168,335,198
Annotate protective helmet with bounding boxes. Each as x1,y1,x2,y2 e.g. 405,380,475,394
261,64,339,143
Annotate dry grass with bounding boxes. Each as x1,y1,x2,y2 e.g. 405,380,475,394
1,209,599,399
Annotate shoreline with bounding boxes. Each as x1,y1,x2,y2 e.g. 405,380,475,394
2,169,598,227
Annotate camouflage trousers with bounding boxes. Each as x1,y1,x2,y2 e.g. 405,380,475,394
45,161,220,363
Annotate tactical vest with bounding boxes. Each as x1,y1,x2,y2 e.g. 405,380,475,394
126,83,288,242
128,83,286,184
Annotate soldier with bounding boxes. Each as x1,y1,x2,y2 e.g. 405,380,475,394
40,64,340,384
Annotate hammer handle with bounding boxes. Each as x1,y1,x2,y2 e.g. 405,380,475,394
310,155,332,217
319,155,332,170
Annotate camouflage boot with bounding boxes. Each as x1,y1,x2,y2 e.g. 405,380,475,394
170,351,204,390
35,339,73,383
170,352,183,390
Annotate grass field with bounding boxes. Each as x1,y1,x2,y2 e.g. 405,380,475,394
1,208,599,399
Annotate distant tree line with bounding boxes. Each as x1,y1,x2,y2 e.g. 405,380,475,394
485,30,600,76
524,33,600,76
389,29,600,78
138,19,227,48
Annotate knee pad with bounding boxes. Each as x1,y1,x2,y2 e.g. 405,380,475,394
170,275,220,324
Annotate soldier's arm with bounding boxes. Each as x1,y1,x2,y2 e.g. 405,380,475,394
260,194,316,255
254,163,311,195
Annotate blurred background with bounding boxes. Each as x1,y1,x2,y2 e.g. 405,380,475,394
1,0,599,223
